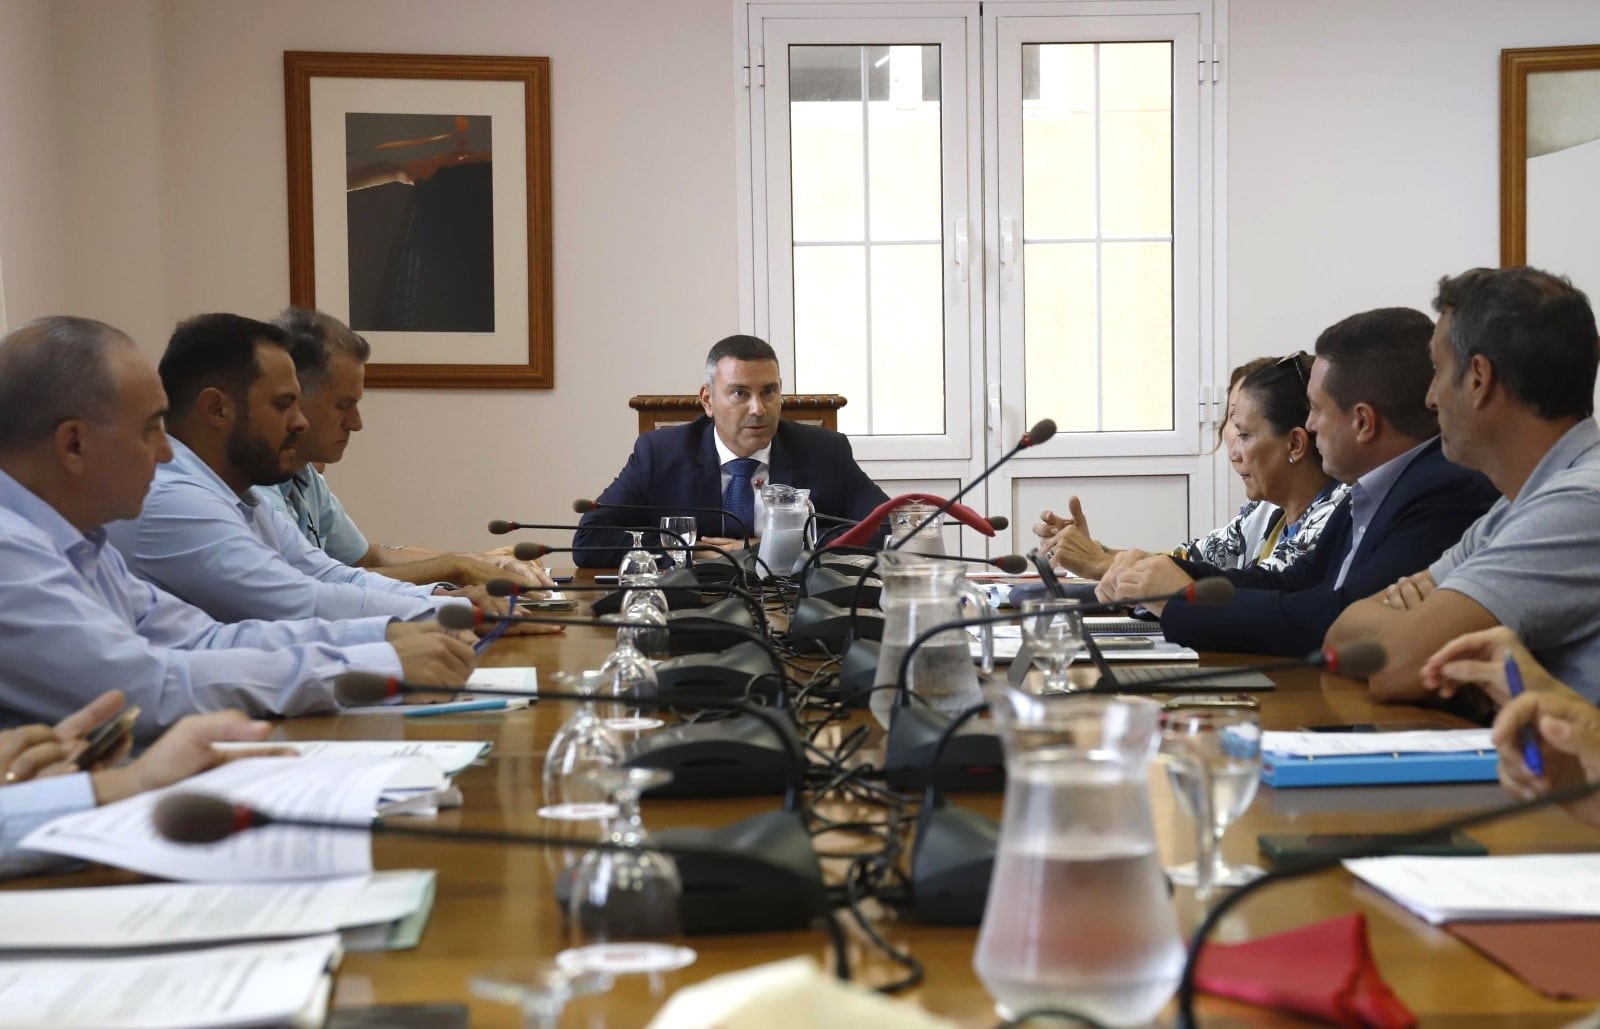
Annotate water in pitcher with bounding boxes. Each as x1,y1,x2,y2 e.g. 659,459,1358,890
974,765,1184,1026
869,640,983,727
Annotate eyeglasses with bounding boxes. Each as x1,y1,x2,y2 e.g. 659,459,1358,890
1277,351,1310,390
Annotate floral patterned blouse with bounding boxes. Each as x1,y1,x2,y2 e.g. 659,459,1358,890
1177,481,1349,572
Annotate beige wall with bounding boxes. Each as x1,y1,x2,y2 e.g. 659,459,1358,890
2,0,741,553
6,0,1600,544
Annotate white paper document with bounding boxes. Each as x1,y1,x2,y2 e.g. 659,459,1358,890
0,933,339,1029
213,739,489,776
1262,728,1494,758
466,666,539,693
21,756,428,882
1344,853,1600,923
971,626,1198,663
0,870,434,950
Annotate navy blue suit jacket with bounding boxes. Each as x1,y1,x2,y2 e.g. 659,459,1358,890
573,416,889,567
1159,439,1499,656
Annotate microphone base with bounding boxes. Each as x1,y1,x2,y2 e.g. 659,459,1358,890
624,714,798,797
590,566,703,615
655,641,782,707
837,639,879,708
882,705,1005,793
802,564,882,607
659,810,826,934
787,598,884,650
664,597,761,655
908,803,999,926
692,549,761,589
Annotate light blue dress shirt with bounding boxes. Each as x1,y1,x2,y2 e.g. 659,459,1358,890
262,465,371,566
1332,436,1437,589
0,773,94,879
105,439,455,623
0,467,401,737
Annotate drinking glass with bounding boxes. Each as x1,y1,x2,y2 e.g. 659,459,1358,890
660,516,698,570
1019,598,1086,693
1161,703,1264,898
618,530,659,580
598,634,663,732
469,962,613,1029
540,676,626,822
560,767,695,977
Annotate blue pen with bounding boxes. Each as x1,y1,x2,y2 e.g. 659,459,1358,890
403,698,521,718
1504,652,1545,776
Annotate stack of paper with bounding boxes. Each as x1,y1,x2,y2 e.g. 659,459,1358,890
0,934,341,1029
213,740,487,813
970,624,1198,664
0,871,435,953
1344,854,1600,924
22,756,429,881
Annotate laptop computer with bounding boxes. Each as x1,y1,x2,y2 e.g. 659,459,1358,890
1019,550,1274,693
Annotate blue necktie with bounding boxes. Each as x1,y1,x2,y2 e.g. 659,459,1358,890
723,457,759,537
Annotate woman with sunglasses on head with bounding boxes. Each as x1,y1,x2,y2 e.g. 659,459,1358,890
1037,353,1346,580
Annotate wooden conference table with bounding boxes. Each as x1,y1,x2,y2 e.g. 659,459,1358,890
25,621,1600,1026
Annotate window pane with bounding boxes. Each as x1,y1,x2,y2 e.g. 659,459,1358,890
1100,43,1171,238
793,245,868,434
1023,44,1096,239
790,46,864,242
870,244,945,434
1101,241,1172,431
868,46,942,241
1023,242,1098,432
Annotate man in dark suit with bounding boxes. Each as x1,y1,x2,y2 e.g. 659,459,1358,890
573,335,889,568
1096,307,1499,656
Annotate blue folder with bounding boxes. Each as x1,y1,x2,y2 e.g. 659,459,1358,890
1261,748,1499,788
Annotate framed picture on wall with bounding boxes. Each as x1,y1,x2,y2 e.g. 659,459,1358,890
285,51,553,388
1500,44,1600,298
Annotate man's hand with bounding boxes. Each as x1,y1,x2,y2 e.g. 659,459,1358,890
475,550,556,588
699,536,752,552
1095,554,1193,614
1420,626,1550,708
89,710,277,805
0,690,131,783
1383,570,1437,612
392,633,476,685
1491,681,1600,828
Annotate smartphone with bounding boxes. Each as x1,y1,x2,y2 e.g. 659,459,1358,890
1258,830,1487,865
1301,721,1449,733
520,597,578,611
74,705,141,769
1097,635,1156,651
1163,694,1260,711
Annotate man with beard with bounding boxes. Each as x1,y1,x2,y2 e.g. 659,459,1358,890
106,314,483,624
572,334,888,567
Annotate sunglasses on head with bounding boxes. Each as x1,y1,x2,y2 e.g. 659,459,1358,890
1277,351,1310,389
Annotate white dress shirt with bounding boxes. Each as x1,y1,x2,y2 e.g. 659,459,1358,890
0,773,94,880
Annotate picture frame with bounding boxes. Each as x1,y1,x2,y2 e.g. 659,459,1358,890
285,51,553,389
1500,44,1600,298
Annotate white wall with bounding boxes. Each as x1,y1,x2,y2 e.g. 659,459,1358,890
10,0,1600,547
0,0,68,328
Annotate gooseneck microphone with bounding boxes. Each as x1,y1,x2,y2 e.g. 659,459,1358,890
1174,773,1600,1028
887,418,1056,550
573,498,750,547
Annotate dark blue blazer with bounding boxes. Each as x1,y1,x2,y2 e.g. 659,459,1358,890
573,416,890,567
1159,439,1499,656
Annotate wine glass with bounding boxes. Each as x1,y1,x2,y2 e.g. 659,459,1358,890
598,633,663,732
1019,598,1086,693
619,574,670,658
619,531,659,580
1161,702,1264,899
560,767,696,977
469,962,613,1029
540,676,626,822
660,516,698,570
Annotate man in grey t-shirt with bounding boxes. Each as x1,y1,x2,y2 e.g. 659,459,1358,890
1327,266,1600,703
